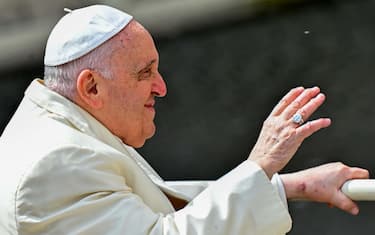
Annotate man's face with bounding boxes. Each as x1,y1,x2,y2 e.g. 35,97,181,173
97,21,167,148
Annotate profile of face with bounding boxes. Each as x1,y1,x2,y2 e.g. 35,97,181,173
86,21,167,148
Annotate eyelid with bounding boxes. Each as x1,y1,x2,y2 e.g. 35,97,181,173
139,65,151,74
138,67,153,80
143,67,152,75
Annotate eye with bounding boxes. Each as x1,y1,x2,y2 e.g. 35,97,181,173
144,68,152,76
139,68,153,80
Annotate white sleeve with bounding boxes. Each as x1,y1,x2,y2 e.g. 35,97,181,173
271,173,288,208
17,149,291,235
168,160,292,235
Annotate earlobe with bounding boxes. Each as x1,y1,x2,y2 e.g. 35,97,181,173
76,69,103,109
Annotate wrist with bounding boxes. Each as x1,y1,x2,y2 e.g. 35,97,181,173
280,173,307,200
250,158,279,179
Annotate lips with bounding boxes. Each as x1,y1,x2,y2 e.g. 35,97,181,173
144,100,155,109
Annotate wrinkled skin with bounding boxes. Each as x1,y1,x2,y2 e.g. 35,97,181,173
281,163,369,215
248,86,369,215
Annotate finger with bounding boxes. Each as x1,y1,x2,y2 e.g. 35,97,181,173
296,118,332,139
348,167,370,179
294,93,326,123
283,87,321,119
270,87,304,116
331,191,360,215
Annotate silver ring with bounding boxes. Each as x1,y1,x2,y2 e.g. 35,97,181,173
292,113,304,125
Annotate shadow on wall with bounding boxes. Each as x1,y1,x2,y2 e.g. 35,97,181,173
1,0,375,235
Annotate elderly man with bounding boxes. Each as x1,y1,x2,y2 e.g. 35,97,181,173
0,5,369,235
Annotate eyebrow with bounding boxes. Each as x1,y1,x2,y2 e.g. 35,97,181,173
137,59,157,73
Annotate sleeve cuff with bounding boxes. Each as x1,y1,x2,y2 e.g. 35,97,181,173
271,173,288,208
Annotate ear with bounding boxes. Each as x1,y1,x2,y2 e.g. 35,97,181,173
76,69,103,109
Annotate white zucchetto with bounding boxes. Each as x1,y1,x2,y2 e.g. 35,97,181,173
44,5,133,66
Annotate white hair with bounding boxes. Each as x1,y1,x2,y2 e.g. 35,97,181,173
44,36,118,101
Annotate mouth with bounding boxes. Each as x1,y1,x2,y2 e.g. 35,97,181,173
144,100,155,110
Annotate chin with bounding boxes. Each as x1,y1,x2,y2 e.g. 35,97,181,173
130,133,154,149
124,138,146,148
133,142,146,148
145,123,156,138
137,128,156,147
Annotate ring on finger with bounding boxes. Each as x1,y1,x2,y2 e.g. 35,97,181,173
292,113,304,125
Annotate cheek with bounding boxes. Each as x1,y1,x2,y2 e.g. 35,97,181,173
108,85,153,124
120,96,147,123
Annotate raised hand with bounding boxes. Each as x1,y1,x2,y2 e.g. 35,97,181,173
248,86,331,178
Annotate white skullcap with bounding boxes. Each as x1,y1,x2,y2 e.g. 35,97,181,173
44,5,133,66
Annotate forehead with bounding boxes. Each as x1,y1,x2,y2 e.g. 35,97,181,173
113,21,159,69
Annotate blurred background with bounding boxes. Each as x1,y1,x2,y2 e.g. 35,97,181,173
1,0,375,234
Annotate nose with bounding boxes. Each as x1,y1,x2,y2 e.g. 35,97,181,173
152,71,167,97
